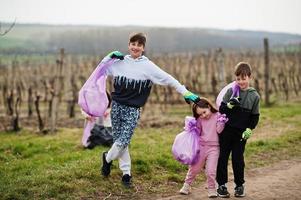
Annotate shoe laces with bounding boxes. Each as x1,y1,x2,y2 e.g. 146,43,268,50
219,185,228,192
181,183,190,192
184,184,190,190
235,186,243,192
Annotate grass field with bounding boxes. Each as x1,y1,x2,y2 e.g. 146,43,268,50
0,102,300,199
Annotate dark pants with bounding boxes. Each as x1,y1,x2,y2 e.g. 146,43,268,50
216,126,246,186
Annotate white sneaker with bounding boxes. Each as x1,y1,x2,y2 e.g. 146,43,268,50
179,183,191,195
208,188,218,198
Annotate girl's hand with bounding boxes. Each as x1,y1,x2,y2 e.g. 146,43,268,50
216,113,228,134
217,113,229,123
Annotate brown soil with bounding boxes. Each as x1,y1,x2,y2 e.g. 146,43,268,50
157,159,301,200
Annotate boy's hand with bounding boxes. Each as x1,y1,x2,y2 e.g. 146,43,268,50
227,97,241,109
103,110,110,118
81,109,96,122
86,115,96,122
183,91,200,104
108,51,124,60
242,128,252,140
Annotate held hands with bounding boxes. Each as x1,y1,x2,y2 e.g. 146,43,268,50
217,113,229,124
242,128,252,140
183,91,200,104
227,96,241,109
216,113,228,134
108,51,124,60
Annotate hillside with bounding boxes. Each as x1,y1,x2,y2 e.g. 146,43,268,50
0,23,301,54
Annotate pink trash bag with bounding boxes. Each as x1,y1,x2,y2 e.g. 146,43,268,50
81,120,96,147
78,59,116,117
216,81,240,109
172,116,201,165
78,58,115,147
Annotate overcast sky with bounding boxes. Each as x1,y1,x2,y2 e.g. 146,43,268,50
1,0,300,34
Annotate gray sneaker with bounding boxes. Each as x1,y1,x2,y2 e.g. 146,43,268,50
217,185,230,198
234,185,245,197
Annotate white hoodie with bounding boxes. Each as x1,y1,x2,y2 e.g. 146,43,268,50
104,55,188,107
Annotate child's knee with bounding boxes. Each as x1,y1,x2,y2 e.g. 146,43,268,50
206,169,216,178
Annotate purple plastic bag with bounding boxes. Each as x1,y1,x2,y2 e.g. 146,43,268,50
231,82,240,98
172,116,201,165
78,58,115,147
82,120,96,147
78,59,115,117
216,81,240,109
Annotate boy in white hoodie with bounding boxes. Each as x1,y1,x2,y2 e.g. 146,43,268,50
99,33,200,187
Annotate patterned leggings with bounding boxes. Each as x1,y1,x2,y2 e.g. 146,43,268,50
111,101,140,148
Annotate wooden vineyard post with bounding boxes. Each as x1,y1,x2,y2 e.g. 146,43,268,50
65,57,77,118
264,38,270,106
50,48,64,133
216,48,225,89
35,94,45,133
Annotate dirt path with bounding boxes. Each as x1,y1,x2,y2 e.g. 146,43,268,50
157,159,301,200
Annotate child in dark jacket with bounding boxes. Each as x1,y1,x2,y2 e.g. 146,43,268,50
216,62,260,198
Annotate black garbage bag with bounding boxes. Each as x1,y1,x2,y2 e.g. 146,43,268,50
87,124,113,149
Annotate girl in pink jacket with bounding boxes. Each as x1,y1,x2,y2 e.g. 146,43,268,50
180,97,228,198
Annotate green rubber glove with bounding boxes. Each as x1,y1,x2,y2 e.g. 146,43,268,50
227,96,241,109
108,51,124,60
183,91,200,104
242,128,252,140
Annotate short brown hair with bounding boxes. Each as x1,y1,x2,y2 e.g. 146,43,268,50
129,32,146,47
234,62,252,77
192,97,218,119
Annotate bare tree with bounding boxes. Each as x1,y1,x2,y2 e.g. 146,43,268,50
0,19,16,36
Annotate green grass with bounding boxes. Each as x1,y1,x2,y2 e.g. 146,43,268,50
245,129,301,167
0,103,300,199
260,102,301,121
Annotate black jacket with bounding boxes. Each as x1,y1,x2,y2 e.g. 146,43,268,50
220,87,260,130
